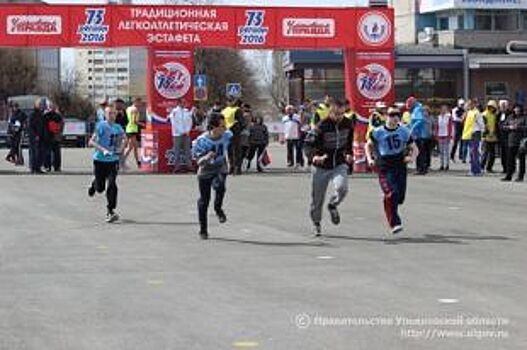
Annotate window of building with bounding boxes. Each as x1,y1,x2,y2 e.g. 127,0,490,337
457,15,464,30
94,68,103,72
88,59,93,63
93,59,104,65
522,11,527,30
117,68,128,73
106,68,116,73
438,17,449,30
485,82,508,97
494,10,519,31
88,68,92,72
475,10,492,30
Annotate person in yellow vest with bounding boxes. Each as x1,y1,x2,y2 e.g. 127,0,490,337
310,96,331,129
366,101,387,140
481,100,499,173
123,97,143,169
402,110,411,126
462,99,485,175
221,98,245,175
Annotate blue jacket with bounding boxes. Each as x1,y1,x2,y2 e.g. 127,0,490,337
409,102,431,139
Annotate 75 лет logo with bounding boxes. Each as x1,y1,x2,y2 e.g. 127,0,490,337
238,10,269,45
77,9,109,44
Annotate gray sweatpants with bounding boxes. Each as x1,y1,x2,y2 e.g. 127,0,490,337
310,164,349,224
173,134,191,167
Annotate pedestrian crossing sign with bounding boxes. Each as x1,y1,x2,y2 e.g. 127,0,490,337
226,83,242,97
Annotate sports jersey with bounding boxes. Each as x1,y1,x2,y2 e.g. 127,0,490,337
93,121,125,162
370,125,413,169
192,130,233,177
125,105,140,134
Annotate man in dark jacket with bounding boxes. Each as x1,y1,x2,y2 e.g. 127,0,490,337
246,116,269,172
5,102,27,165
497,99,511,174
43,103,64,172
501,104,527,182
28,98,48,174
304,99,354,237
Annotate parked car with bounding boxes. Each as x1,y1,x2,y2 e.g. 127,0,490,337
0,120,8,148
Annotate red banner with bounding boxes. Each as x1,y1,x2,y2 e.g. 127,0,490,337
146,49,194,173
0,4,393,50
345,50,395,118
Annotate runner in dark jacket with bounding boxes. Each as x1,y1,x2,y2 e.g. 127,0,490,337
304,99,354,237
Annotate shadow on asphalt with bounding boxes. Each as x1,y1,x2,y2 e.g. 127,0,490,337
210,237,330,247
326,233,512,245
119,219,198,226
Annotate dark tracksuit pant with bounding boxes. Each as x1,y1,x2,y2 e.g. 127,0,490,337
44,141,62,171
506,146,526,180
228,131,242,173
197,173,227,232
286,139,304,166
415,138,429,173
450,122,463,160
247,144,266,170
500,138,509,173
481,141,497,171
378,166,407,228
92,160,119,212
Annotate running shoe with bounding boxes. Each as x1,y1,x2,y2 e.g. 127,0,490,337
328,204,340,225
216,209,227,224
105,211,119,223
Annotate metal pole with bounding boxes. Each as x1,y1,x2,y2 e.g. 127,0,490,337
463,49,469,99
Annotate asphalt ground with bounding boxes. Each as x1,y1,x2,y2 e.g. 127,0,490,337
0,145,525,350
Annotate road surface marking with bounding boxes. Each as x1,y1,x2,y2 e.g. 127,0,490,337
147,279,164,286
438,298,459,304
233,341,259,348
447,207,461,210
316,256,334,260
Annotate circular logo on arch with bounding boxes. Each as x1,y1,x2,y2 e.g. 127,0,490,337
356,64,392,100
358,11,391,46
154,62,191,99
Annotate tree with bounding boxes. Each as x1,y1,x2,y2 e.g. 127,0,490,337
0,49,38,102
195,48,260,107
49,69,95,120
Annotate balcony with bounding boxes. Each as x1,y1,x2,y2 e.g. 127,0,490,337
437,30,527,50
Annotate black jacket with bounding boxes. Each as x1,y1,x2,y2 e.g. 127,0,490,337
249,124,269,145
29,108,46,141
502,114,527,148
305,117,354,169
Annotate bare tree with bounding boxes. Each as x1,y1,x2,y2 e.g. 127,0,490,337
49,69,95,120
195,48,260,106
0,49,38,102
257,51,288,115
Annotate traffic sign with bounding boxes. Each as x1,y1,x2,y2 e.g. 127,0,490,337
194,74,207,88
226,83,242,97
194,86,208,101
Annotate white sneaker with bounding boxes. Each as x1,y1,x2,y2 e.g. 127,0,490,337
105,212,119,223
391,225,403,235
